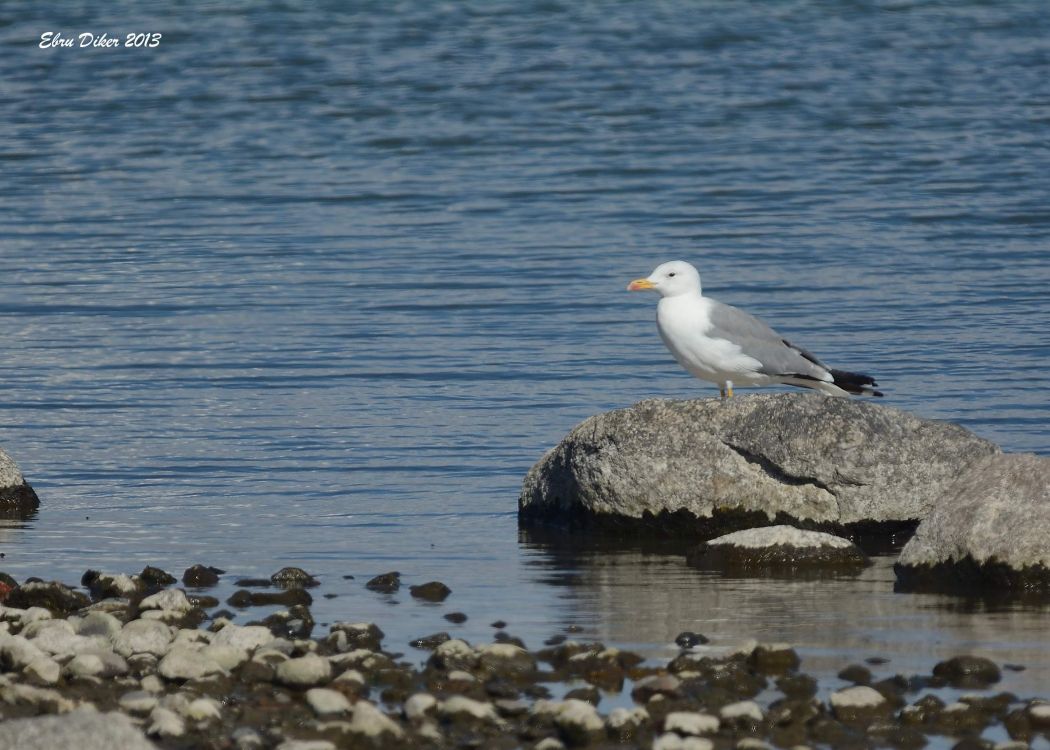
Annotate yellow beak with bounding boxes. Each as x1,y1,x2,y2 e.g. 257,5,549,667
627,278,655,291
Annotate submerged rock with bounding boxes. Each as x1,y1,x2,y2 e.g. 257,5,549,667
409,581,451,602
0,446,39,517
519,394,998,536
896,453,1050,592
183,564,223,587
365,571,401,593
687,525,869,575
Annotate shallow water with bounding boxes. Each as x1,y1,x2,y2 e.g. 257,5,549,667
1,0,1049,717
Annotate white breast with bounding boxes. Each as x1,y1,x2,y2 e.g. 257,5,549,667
656,295,763,385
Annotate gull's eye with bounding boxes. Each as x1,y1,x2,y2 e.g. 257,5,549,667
668,272,676,277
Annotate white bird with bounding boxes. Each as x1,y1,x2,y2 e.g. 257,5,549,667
627,260,882,399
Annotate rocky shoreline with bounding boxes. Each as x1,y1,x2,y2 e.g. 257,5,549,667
0,565,1048,750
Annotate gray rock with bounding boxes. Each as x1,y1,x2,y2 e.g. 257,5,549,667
274,653,332,688
519,394,998,534
0,708,157,750
688,525,869,574
0,633,48,670
112,619,174,657
306,687,352,716
896,453,1050,590
76,611,123,639
23,656,61,685
0,445,39,513
157,644,225,681
139,588,193,613
210,623,276,652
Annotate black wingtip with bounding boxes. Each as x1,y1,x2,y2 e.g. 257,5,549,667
829,368,883,397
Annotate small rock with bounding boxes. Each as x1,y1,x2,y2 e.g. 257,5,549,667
347,700,403,738
404,692,437,720
409,581,451,602
64,653,105,679
210,623,276,651
139,566,177,586
607,706,650,740
838,663,873,684
428,638,477,672
665,711,720,735
632,673,682,702
200,643,249,671
675,631,709,648
111,619,174,658
185,697,223,721
119,690,159,714
76,611,122,639
477,642,537,677
306,687,352,716
140,588,193,613
932,655,1002,688
444,612,467,624
829,685,889,724
440,695,503,724
275,653,332,688
23,656,60,685
182,564,223,587
5,581,91,614
365,571,400,593
750,642,800,673
411,631,451,650
147,706,185,738
158,645,225,681
653,735,714,750
720,700,764,724
329,622,384,651
271,567,319,588
533,699,604,745
82,571,141,599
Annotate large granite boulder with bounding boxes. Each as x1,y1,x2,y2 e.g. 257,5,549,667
0,446,39,517
895,453,1050,591
519,394,999,538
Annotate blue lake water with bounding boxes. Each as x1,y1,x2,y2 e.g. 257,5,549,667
1,0,1049,709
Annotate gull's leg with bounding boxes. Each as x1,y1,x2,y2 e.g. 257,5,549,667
725,380,734,398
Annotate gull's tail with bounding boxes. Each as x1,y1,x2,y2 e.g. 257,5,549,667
829,368,883,397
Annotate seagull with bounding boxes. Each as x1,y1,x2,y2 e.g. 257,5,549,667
627,260,882,399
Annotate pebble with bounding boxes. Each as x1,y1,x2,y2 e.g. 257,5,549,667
404,692,437,720
119,690,159,714
147,706,186,738
306,687,351,716
111,620,174,657
347,700,403,738
439,695,502,724
139,589,193,613
158,645,224,681
23,657,60,685
720,700,764,723
665,711,720,735
274,653,332,687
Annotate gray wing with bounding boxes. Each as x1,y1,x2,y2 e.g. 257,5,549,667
707,300,831,380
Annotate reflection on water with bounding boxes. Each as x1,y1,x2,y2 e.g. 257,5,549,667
520,527,1050,700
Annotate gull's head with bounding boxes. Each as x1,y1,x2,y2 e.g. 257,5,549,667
627,260,701,298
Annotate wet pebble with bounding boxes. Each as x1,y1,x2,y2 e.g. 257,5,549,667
364,571,401,593
933,655,1002,688
182,564,223,587
409,581,451,602
674,631,709,649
